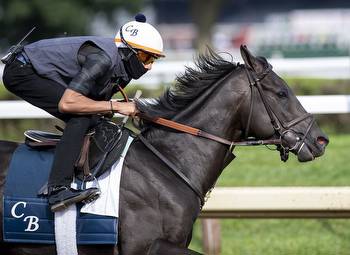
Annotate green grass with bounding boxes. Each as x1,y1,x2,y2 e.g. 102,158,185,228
218,133,349,186
285,78,350,95
189,133,350,255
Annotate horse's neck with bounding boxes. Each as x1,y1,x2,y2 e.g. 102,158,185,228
149,88,245,196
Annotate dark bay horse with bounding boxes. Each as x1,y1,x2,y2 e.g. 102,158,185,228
0,46,328,255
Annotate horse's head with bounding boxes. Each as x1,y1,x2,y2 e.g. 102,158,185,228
239,45,328,162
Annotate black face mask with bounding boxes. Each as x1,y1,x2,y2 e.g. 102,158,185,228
119,48,148,79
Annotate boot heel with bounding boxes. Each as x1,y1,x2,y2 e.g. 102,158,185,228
51,202,67,212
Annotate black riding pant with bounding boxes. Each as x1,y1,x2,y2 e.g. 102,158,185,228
3,59,98,187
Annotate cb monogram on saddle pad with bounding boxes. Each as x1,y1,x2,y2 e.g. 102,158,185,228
3,144,118,244
10,201,39,232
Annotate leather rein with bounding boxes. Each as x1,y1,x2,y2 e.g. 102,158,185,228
139,114,281,151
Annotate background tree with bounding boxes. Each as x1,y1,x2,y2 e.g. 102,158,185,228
0,0,143,49
190,0,225,52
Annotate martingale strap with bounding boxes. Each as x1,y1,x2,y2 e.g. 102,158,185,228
138,135,205,207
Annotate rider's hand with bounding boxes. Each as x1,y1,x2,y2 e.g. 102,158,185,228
112,101,138,116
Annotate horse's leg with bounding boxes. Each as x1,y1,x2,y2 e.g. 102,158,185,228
147,239,203,255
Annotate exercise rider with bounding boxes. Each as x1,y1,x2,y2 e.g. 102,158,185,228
2,14,165,212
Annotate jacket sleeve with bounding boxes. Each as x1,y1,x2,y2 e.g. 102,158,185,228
68,48,112,96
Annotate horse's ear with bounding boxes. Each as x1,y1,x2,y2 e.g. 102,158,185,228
240,45,261,72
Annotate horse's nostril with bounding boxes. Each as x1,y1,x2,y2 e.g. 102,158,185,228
317,136,329,146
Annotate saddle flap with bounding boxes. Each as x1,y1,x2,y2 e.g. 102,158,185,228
76,123,131,181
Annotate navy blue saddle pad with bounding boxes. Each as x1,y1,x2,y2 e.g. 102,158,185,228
3,144,118,244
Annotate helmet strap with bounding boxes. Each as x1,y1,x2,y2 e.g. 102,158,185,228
118,25,148,79
119,26,138,57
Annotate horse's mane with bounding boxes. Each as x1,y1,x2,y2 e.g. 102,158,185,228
135,48,237,119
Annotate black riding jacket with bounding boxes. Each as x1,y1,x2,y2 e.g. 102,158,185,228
23,36,131,100
68,43,131,100
68,43,127,99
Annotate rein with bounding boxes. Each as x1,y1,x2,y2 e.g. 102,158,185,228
139,114,281,150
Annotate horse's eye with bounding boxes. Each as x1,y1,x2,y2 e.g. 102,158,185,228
277,91,288,98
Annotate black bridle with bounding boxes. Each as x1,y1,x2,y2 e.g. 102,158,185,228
138,61,316,208
242,63,315,161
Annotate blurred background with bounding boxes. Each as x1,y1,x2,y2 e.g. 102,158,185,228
1,1,350,254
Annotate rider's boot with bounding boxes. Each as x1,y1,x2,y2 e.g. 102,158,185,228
48,186,100,212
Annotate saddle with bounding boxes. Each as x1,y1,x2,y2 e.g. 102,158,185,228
24,120,131,181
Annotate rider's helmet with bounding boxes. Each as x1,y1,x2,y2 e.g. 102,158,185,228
115,14,165,58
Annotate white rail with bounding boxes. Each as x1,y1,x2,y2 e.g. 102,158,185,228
298,95,350,114
0,100,122,119
94,57,350,85
2,57,350,85
0,95,349,119
201,187,350,218
200,187,350,253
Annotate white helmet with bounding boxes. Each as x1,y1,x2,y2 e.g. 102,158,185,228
115,14,165,57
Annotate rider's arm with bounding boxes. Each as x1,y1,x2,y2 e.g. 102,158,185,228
58,46,136,115
59,89,136,115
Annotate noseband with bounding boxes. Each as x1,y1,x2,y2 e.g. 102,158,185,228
242,63,315,161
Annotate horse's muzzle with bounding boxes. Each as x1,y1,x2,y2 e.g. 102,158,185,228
297,134,329,162
280,128,329,162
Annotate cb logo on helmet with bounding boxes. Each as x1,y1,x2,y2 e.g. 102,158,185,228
125,25,139,36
